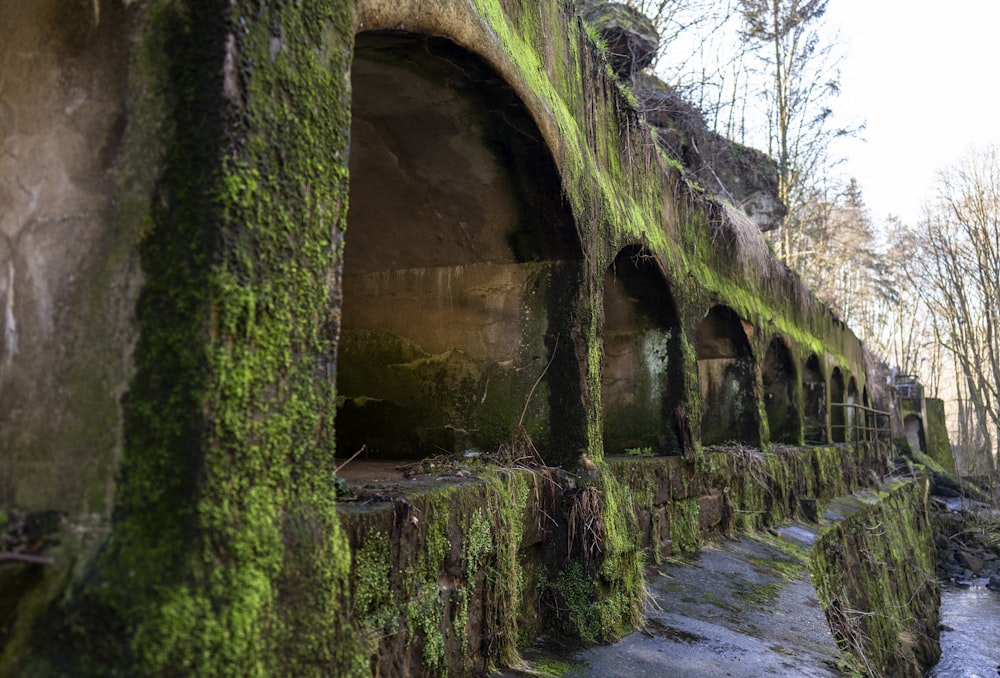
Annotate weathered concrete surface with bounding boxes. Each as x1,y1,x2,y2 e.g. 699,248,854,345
923,398,957,474
813,483,941,676
0,0,137,515
553,530,840,677
341,32,586,462
509,484,939,677
0,0,925,674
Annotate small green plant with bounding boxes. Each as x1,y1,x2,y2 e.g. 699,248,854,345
625,447,654,457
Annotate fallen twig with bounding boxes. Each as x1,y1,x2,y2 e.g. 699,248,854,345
335,444,367,475
0,552,55,566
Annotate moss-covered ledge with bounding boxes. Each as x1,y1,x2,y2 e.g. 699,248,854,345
608,443,889,561
810,481,940,676
338,472,544,676
336,464,649,676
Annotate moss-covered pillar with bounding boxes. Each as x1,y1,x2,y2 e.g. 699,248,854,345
923,398,956,474
61,1,363,674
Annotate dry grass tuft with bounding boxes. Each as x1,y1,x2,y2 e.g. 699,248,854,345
567,486,606,567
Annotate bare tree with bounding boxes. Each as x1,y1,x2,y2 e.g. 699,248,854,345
632,0,756,138
904,145,1000,472
736,0,857,266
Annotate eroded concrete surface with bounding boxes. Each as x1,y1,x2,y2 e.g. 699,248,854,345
511,522,844,677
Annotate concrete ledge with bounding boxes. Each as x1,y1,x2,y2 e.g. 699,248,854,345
811,480,940,676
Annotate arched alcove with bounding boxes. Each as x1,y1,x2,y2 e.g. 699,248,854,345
904,414,926,453
602,246,684,455
762,337,799,444
846,377,859,442
803,355,826,444
830,368,846,443
338,32,585,463
862,386,874,441
695,305,758,446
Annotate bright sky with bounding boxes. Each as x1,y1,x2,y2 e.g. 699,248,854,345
826,0,1000,226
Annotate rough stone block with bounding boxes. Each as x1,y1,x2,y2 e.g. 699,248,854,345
697,488,723,529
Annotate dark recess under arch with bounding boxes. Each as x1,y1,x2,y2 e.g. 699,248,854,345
830,368,846,443
337,31,586,463
602,246,685,455
695,305,759,446
803,354,826,444
762,337,800,444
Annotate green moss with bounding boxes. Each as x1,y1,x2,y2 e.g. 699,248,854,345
352,531,397,650
484,472,532,669
465,508,493,578
57,2,365,674
923,398,956,474
337,471,540,674
811,480,940,676
732,581,782,607
408,585,447,672
625,447,654,457
532,656,586,677
671,498,702,552
549,560,602,642
33,0,890,673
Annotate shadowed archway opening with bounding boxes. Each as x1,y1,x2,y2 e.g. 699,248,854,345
602,246,685,455
695,305,758,446
830,368,846,443
762,337,799,444
803,355,826,444
862,386,874,441
337,32,586,465
904,414,926,453
846,377,859,441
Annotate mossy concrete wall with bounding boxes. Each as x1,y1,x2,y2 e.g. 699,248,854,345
345,0,876,458
331,443,892,676
811,481,940,676
0,0,880,517
338,473,546,676
611,444,886,559
0,0,941,675
923,397,956,475
6,1,363,674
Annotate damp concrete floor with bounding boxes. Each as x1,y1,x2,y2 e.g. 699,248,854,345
509,521,847,677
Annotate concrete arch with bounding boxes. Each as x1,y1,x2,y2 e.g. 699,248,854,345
830,367,846,443
803,354,827,444
762,336,800,444
602,246,685,455
696,305,759,446
337,31,587,463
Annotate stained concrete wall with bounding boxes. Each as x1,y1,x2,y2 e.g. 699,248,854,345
762,337,800,444
923,397,957,474
0,1,139,515
0,0,882,521
338,34,585,461
0,0,927,674
601,247,684,455
695,305,759,446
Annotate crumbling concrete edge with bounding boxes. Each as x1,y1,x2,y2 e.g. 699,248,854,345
809,480,941,677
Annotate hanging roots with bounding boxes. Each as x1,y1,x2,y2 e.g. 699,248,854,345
567,486,606,568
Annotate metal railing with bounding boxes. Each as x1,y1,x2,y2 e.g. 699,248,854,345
892,376,923,400
829,401,891,444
